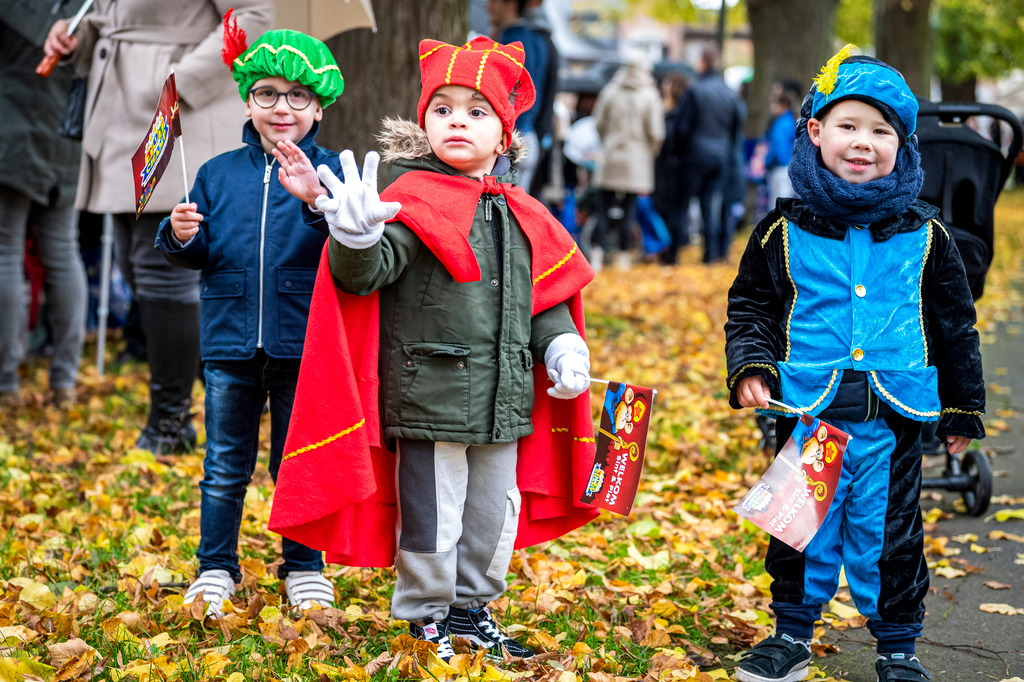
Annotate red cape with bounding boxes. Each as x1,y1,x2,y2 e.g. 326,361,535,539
268,171,599,567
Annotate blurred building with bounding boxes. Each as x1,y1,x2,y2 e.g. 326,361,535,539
468,0,751,97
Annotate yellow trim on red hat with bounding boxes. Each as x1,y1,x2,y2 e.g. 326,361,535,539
475,49,493,90
419,43,447,61
444,45,462,84
492,49,524,72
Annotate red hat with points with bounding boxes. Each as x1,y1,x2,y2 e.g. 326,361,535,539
416,36,536,139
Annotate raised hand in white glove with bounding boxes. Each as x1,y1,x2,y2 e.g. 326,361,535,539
315,150,402,249
544,333,591,400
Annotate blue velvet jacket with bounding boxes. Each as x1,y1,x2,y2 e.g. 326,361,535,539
155,121,340,361
725,198,985,439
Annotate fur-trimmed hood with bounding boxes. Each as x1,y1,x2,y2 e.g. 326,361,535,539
377,117,526,165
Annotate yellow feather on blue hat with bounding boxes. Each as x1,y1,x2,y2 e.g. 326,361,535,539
813,43,857,99
808,43,918,140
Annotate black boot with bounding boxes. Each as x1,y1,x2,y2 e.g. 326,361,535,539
118,299,148,364
135,300,200,454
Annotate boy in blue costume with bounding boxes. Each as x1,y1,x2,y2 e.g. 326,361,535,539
725,46,985,682
154,20,344,618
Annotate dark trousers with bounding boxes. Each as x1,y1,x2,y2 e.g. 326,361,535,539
197,352,323,580
766,415,927,653
661,164,724,264
594,190,638,252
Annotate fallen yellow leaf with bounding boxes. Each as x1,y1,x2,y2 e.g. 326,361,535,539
827,600,860,620
979,603,1024,615
18,582,58,611
934,565,967,579
0,624,39,646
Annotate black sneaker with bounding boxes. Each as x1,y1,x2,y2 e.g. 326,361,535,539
409,618,454,662
876,654,932,681
735,634,812,682
447,606,535,659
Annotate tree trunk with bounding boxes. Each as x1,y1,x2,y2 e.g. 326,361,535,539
319,1,468,161
745,0,839,139
939,76,977,103
874,0,932,98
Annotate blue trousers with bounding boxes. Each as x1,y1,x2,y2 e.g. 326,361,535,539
766,416,927,654
197,352,323,580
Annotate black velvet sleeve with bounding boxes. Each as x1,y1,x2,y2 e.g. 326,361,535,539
923,221,986,439
724,213,788,408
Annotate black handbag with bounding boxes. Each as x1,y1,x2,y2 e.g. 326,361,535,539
58,76,87,140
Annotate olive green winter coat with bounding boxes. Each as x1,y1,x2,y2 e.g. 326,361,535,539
328,120,577,445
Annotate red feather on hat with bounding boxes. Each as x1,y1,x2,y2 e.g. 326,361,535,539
221,8,248,70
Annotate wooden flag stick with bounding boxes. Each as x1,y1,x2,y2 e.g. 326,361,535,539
766,397,802,413
589,377,657,396
179,137,190,204
171,69,189,204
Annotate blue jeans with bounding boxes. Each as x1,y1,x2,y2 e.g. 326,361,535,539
198,352,323,580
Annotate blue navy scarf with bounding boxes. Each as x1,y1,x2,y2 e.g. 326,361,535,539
788,129,924,227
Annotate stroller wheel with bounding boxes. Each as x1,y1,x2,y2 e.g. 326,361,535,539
960,449,992,517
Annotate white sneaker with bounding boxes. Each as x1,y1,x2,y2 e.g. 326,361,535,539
183,569,235,619
284,571,335,610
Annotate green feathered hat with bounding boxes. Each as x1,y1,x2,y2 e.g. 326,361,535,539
221,10,344,108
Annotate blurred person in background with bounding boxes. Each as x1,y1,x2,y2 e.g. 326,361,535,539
522,0,560,200
653,71,690,259
764,83,798,207
488,0,552,194
718,85,747,261
591,58,665,271
661,46,744,265
0,5,86,409
43,0,274,452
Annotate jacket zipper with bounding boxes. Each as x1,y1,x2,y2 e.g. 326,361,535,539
258,155,273,348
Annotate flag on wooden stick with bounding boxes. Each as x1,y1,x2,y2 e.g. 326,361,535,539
580,381,655,516
131,72,184,218
734,408,851,551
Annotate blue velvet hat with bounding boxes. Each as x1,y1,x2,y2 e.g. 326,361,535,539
809,44,918,141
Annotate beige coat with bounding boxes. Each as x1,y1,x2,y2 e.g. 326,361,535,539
69,0,274,214
592,62,665,195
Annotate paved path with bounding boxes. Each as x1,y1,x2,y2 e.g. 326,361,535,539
819,318,1024,680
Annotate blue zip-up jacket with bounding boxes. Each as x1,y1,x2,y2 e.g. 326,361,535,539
155,121,341,361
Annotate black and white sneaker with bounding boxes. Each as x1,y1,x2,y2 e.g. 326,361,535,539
409,617,455,662
735,634,812,682
876,654,932,681
448,606,535,659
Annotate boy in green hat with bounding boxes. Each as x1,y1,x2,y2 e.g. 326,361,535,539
154,13,345,619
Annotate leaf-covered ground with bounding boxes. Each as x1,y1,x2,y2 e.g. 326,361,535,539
2,190,1023,681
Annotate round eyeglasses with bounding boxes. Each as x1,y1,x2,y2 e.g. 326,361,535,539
248,86,315,110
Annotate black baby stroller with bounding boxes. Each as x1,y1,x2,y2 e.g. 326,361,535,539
916,100,1023,516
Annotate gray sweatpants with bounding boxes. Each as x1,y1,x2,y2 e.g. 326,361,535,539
391,439,520,623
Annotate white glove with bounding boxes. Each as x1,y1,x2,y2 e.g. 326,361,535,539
315,150,401,250
544,333,591,400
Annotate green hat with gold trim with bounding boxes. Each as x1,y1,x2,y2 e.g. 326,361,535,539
221,10,344,108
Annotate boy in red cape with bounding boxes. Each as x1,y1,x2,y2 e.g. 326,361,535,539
270,36,598,660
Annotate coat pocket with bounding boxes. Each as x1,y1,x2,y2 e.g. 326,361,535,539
399,342,471,425
485,487,521,581
518,345,535,418
277,267,316,344
200,269,245,344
